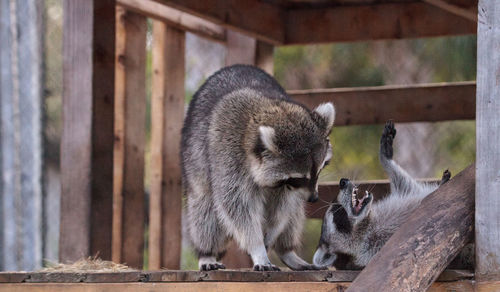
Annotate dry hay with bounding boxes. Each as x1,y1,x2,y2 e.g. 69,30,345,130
41,256,136,273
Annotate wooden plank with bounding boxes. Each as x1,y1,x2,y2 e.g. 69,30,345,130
346,164,475,292
0,281,488,292
307,179,440,219
149,22,185,269
153,0,285,44
60,0,115,263
290,81,476,126
255,41,274,75
117,0,225,43
0,269,473,283
285,2,476,44
225,30,257,66
113,7,147,269
423,0,477,22
475,0,500,282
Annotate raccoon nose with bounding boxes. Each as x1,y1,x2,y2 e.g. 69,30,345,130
339,178,349,189
308,190,319,203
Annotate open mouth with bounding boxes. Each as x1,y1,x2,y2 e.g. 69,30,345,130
350,187,372,216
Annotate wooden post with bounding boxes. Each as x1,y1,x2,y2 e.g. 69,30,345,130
347,164,475,292
60,0,115,263
222,30,274,269
149,21,185,270
475,0,500,282
112,7,147,269
0,0,43,271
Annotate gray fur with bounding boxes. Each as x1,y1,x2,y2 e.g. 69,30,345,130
313,121,450,269
182,65,334,271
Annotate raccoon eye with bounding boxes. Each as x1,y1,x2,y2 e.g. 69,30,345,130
324,159,331,166
283,177,310,188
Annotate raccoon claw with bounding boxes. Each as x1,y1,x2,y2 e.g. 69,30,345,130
253,264,281,271
381,120,396,159
200,263,226,271
440,169,451,186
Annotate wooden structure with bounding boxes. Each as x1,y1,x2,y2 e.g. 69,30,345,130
19,0,494,290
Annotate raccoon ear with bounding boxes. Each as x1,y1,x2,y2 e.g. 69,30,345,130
314,103,335,131
258,126,277,153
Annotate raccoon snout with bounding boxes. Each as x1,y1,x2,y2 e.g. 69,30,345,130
308,190,319,203
339,178,349,189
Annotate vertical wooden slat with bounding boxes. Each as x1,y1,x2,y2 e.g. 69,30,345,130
112,7,147,269
225,30,257,66
148,20,166,270
60,0,115,263
256,41,274,75
149,22,185,270
475,0,500,282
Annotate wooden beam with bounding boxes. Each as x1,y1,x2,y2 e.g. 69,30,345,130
256,42,274,75
152,0,285,45
60,0,115,263
149,21,184,269
475,0,500,282
307,179,440,219
112,7,147,269
0,269,473,283
289,81,476,126
285,2,476,44
225,30,257,66
117,0,226,43
347,164,475,292
423,0,477,22
0,280,491,292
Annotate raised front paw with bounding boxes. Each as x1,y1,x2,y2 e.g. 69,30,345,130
381,120,397,159
440,169,451,185
253,263,281,271
200,262,226,271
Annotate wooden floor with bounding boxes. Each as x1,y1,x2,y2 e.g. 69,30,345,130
0,269,490,291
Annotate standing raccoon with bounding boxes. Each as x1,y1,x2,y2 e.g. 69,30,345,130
313,121,451,269
182,65,335,271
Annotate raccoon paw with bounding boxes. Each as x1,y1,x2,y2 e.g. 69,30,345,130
253,263,281,271
200,262,226,271
440,169,451,185
381,120,397,159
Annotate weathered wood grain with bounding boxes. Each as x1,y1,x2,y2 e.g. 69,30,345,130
117,0,225,42
153,0,285,44
286,2,476,44
148,23,185,269
0,269,473,283
347,164,475,292
290,81,476,126
60,0,115,263
113,7,147,269
475,0,500,282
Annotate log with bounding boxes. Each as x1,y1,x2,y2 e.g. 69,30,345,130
112,7,147,269
347,164,475,292
289,81,475,126
60,0,115,263
475,0,500,282
117,0,225,43
286,2,476,44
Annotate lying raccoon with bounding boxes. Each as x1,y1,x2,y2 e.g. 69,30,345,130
313,121,451,269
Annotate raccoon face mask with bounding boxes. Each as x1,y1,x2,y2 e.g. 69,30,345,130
249,103,335,203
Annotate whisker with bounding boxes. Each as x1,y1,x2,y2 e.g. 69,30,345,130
307,204,332,217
